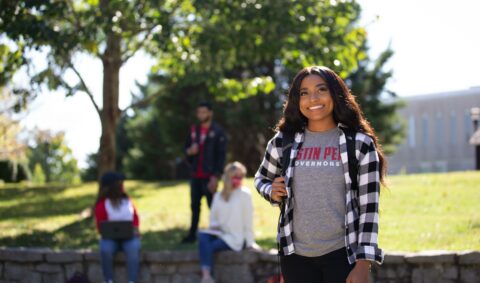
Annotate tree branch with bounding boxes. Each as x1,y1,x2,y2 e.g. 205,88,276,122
121,25,157,64
121,92,161,113
67,61,101,116
66,0,82,33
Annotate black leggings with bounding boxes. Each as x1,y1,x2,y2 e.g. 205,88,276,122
280,248,355,283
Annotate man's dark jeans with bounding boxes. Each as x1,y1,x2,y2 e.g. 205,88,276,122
187,178,213,237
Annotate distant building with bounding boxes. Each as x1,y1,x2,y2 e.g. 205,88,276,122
388,87,480,174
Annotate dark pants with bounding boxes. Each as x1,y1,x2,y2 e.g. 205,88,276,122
280,248,355,283
188,178,213,236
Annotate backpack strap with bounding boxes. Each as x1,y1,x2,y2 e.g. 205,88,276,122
278,131,294,216
343,127,359,191
281,131,295,176
277,131,294,256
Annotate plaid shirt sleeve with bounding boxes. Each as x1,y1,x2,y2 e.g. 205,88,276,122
355,133,383,263
254,132,283,206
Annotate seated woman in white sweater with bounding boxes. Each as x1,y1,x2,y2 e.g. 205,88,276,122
198,161,259,283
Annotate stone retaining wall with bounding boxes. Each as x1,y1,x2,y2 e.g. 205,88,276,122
0,248,479,283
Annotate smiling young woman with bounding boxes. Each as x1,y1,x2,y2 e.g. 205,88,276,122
255,66,386,283
298,74,336,132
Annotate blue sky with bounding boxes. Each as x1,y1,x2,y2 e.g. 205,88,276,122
15,0,480,168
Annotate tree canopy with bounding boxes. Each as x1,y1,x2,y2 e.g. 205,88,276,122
1,0,405,178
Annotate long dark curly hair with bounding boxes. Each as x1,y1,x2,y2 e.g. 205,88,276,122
276,66,387,184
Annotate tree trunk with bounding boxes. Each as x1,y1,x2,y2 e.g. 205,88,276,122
98,32,122,178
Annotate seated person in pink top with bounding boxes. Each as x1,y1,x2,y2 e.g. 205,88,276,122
94,172,140,283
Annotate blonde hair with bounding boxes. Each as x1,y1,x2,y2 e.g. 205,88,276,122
221,161,247,202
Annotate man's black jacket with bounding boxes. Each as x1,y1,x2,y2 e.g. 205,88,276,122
184,122,227,178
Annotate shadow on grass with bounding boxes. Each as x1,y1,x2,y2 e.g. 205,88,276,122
0,221,197,251
1,214,277,252
0,181,188,220
141,228,197,251
0,192,96,219
0,185,69,203
0,216,98,250
125,180,188,199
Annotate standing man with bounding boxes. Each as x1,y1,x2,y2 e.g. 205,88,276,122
182,102,227,243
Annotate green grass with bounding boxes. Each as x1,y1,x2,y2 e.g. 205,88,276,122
379,171,480,251
1,171,479,252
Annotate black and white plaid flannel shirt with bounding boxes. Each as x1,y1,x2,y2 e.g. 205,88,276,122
254,126,384,264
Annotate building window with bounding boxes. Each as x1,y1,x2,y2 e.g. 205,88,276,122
409,116,416,147
422,115,429,146
436,113,443,145
450,112,456,145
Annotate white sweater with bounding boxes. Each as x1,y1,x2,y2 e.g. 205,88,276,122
209,186,255,251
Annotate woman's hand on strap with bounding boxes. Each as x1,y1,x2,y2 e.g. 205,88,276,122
271,176,288,202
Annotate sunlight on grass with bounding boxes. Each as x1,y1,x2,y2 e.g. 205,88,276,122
1,171,479,252
379,171,480,251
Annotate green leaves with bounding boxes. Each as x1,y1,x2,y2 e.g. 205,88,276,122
87,0,99,6
27,130,81,184
211,76,275,102
0,43,26,86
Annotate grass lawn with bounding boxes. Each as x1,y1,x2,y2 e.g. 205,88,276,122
0,171,479,252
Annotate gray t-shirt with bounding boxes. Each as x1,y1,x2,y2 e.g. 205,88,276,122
292,127,346,257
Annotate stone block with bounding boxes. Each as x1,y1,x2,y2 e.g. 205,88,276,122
412,268,424,283
138,265,151,283
384,252,406,264
113,266,128,283
460,267,480,283
64,263,85,280
397,265,411,278
257,250,277,262
253,262,277,279
18,271,43,283
405,251,456,264
375,264,410,279
4,262,27,280
45,251,83,263
215,264,253,283
36,263,62,273
84,251,101,262
458,251,480,265
170,251,198,263
144,251,174,263
0,248,44,263
411,266,458,283
443,266,458,280
42,272,65,283
87,262,103,283
373,266,392,279
4,262,41,282
0,263,3,278
177,263,199,273
171,273,200,283
150,263,176,275
154,275,171,283
215,250,258,264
